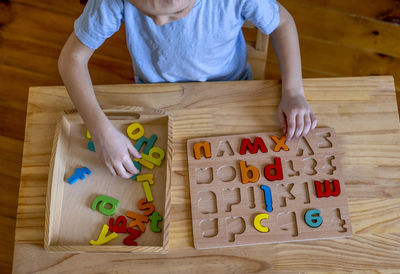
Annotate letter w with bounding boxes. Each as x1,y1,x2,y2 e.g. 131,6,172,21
314,180,341,198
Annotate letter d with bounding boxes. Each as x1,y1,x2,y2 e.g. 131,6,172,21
264,157,283,181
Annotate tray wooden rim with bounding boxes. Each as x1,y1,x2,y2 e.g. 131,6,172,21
44,106,173,254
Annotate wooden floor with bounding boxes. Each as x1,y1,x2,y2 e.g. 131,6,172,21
1,1,399,272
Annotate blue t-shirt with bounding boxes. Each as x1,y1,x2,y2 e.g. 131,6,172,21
74,0,280,83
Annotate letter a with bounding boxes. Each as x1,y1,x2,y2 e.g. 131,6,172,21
92,195,120,216
108,216,128,233
193,141,212,159
239,137,268,155
264,157,283,181
314,180,341,198
240,161,260,184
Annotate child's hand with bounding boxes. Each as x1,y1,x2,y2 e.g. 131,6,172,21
91,125,141,178
278,93,317,140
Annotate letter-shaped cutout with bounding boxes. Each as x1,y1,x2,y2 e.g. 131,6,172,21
239,137,268,155
239,161,260,184
123,228,141,246
226,216,245,242
149,211,163,233
127,123,144,140
200,218,218,238
137,174,154,185
278,211,298,237
332,208,347,233
126,211,149,232
271,136,289,152
198,191,217,214
260,185,273,212
92,195,120,216
297,137,314,156
108,216,128,233
317,132,333,148
264,157,283,181
135,134,158,154
278,183,295,207
67,167,91,184
216,140,234,157
141,147,165,167
254,213,270,233
130,160,142,181
142,181,153,202
90,224,118,245
137,198,155,216
304,209,323,228
193,142,212,159
314,180,341,198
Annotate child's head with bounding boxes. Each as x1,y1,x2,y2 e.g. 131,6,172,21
129,0,196,26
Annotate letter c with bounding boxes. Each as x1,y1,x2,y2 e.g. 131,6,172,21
254,213,270,233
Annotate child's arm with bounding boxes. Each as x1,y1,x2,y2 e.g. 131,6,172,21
58,32,141,178
270,3,317,140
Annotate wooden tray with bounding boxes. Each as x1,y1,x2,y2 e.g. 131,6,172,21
187,128,352,249
45,106,172,253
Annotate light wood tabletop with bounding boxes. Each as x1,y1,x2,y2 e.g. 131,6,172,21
13,76,400,273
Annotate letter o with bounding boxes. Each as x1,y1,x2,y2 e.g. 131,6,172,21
127,123,144,140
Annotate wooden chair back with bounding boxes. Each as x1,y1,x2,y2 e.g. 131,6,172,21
242,21,270,80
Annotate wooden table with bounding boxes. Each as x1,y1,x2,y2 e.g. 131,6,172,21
13,76,400,273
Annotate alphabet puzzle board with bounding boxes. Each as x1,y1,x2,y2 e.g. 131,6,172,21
187,128,352,249
45,106,171,253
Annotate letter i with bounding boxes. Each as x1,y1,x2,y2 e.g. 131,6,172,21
260,185,273,212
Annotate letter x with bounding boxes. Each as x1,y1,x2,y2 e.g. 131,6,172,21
271,136,289,152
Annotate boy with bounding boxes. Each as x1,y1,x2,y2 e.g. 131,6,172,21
58,0,317,179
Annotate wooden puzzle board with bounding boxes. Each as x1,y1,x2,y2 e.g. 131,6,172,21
45,106,172,253
187,128,352,249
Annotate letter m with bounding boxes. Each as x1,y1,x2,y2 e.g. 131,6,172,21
314,180,341,198
239,137,268,155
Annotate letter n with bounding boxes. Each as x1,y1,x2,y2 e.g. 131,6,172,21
314,180,341,198
239,137,268,155
193,142,212,159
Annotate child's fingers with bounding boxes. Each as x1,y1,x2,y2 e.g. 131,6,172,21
114,162,133,179
294,114,304,139
106,163,117,177
311,112,318,129
278,110,287,135
301,112,312,137
122,156,139,175
286,113,296,140
128,142,142,159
